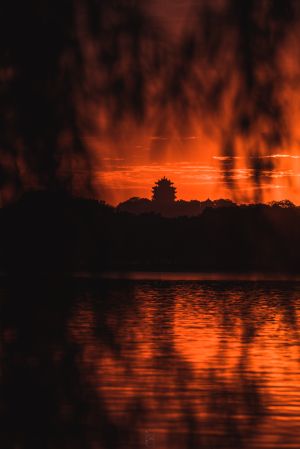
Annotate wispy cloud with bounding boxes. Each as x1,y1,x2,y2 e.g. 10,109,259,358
255,154,300,159
213,156,241,161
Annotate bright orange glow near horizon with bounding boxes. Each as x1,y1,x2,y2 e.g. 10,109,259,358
91,123,300,206
96,152,300,206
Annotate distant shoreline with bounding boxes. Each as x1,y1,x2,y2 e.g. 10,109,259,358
2,271,300,282
78,271,300,281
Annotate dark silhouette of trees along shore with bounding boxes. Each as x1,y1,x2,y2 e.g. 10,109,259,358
0,189,299,274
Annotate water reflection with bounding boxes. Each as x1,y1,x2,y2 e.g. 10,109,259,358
1,279,300,448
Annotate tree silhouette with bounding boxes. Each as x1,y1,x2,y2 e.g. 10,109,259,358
269,200,296,208
152,177,176,204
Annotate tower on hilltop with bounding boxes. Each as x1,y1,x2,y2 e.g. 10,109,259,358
152,177,176,204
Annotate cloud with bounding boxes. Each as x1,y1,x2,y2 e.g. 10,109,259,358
254,154,300,159
213,156,241,161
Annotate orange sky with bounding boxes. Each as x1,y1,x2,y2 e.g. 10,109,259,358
79,0,300,206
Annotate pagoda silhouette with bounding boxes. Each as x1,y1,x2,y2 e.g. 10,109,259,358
152,177,176,205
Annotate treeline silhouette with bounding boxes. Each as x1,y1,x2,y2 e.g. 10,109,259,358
1,191,300,273
117,196,236,217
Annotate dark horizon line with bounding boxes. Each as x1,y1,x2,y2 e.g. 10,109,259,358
1,189,297,210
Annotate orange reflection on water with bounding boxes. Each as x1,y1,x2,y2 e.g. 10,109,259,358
69,282,300,449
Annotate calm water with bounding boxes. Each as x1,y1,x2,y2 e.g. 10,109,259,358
1,278,300,448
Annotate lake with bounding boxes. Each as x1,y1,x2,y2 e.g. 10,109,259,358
1,277,300,448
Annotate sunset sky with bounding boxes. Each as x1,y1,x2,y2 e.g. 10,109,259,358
88,0,300,205
2,0,300,205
